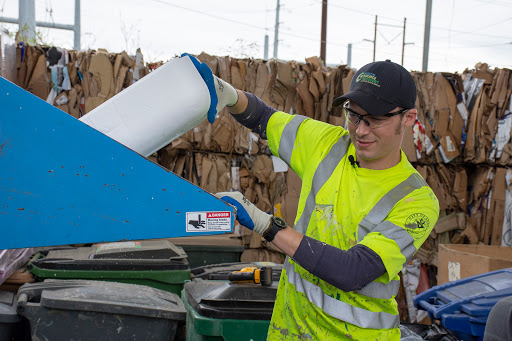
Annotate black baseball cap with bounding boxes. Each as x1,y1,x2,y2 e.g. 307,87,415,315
332,59,416,116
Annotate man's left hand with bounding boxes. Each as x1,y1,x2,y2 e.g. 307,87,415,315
215,192,271,235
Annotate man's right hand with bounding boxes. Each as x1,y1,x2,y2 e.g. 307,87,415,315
181,53,238,123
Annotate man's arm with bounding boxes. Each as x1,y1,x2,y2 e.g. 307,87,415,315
227,90,277,139
227,90,248,114
273,226,386,292
216,192,386,292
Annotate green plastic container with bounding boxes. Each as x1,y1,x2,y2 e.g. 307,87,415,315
27,240,191,295
182,279,277,341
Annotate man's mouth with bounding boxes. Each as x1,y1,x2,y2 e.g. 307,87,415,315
356,140,374,147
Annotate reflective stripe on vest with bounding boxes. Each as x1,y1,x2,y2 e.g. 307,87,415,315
293,136,351,234
278,115,308,167
356,278,401,300
358,173,428,240
284,259,400,329
355,173,428,299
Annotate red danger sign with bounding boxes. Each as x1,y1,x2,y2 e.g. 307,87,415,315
207,212,231,218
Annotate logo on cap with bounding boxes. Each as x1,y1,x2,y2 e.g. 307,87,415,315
356,72,380,87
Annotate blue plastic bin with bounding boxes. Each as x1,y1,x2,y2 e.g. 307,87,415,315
414,268,512,341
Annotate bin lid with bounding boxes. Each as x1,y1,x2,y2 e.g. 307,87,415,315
0,291,20,323
18,279,186,320
414,268,512,319
92,240,187,260
441,313,488,337
184,279,277,320
192,262,283,281
28,240,189,271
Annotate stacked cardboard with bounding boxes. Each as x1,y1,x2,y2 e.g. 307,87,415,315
403,66,512,264
14,45,149,118
12,44,512,266
0,29,16,82
404,65,512,165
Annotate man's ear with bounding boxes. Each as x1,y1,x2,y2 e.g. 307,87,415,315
403,108,417,127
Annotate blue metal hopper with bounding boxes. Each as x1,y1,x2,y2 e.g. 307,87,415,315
0,77,234,249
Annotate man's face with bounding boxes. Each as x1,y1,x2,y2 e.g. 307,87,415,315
346,101,417,170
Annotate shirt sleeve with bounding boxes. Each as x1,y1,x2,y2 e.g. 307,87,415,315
231,92,277,139
292,237,387,291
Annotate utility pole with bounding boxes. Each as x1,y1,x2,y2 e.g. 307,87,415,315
19,0,36,41
422,0,432,71
402,18,406,65
273,0,280,59
74,0,80,50
373,15,377,62
1,0,81,50
264,34,269,60
347,43,352,68
363,15,378,61
401,18,414,66
320,0,327,63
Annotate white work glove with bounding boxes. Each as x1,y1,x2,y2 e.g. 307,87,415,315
215,192,271,235
213,75,239,113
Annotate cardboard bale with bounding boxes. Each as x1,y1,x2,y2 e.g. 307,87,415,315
0,29,16,82
281,169,302,227
240,248,284,264
26,53,49,100
438,244,512,284
487,167,507,245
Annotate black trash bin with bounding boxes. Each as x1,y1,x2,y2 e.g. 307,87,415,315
17,279,186,341
192,261,283,282
0,290,21,341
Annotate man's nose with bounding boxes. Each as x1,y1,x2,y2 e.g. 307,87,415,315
355,121,371,135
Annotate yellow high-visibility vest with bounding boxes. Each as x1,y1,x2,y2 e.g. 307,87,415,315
265,112,439,340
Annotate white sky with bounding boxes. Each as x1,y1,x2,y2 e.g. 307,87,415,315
1,0,511,73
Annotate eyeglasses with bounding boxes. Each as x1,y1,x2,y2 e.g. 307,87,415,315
343,102,410,128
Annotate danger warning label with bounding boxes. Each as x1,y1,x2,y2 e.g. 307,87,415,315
186,211,232,232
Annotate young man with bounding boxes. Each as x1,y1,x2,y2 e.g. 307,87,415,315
209,59,439,340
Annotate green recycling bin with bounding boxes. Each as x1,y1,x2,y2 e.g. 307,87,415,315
182,278,277,341
27,240,190,295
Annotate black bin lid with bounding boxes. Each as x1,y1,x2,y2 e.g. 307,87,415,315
192,262,283,281
0,291,20,323
184,279,277,320
28,240,189,271
18,279,186,320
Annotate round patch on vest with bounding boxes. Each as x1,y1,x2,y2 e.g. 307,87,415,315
405,213,430,238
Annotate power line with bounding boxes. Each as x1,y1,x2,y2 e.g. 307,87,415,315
443,41,512,49
471,16,512,32
327,2,403,23
150,0,267,31
475,0,512,8
150,0,349,50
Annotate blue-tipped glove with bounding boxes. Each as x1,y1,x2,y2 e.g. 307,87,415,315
181,53,238,124
215,192,271,235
